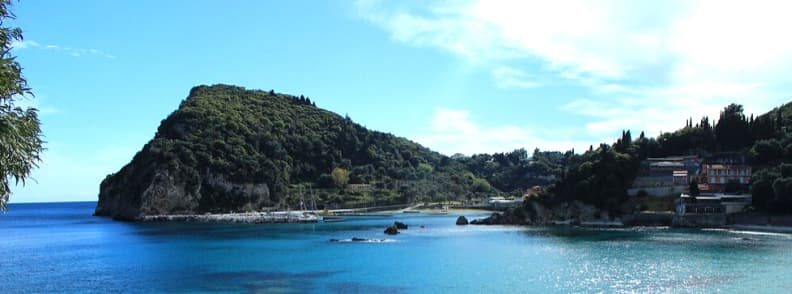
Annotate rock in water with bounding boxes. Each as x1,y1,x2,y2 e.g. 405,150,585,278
384,225,399,235
394,221,408,229
456,216,469,225
470,213,502,225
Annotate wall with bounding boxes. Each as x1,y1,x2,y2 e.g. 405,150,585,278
628,186,686,197
672,214,727,227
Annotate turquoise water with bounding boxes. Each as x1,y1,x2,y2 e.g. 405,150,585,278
2,202,792,293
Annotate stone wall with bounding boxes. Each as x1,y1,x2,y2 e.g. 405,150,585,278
672,214,727,227
628,185,686,197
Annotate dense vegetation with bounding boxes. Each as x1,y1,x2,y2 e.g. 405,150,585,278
456,148,572,195
101,83,792,216
539,103,792,214
0,1,42,210
110,85,514,211
747,103,792,213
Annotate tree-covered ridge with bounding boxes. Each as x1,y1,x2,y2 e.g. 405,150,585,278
155,85,444,186
456,148,573,194
541,102,792,213
98,84,509,217
748,102,792,212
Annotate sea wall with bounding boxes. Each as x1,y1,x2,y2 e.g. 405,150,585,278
622,212,673,226
627,186,686,197
672,214,727,227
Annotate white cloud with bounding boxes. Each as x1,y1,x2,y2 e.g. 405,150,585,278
12,39,116,59
415,108,594,155
357,0,792,137
492,66,540,89
11,40,40,49
14,95,62,115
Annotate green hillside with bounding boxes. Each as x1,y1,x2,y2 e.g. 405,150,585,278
95,85,498,219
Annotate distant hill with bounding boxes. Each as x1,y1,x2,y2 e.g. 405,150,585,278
95,85,501,220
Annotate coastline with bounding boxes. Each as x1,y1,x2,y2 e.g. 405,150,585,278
109,205,792,236
466,207,792,235
726,224,792,234
135,207,493,224
141,211,321,223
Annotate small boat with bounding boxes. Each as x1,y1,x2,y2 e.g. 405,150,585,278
428,206,450,215
402,210,421,214
322,216,346,223
339,212,395,218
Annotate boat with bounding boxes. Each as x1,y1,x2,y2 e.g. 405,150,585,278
428,206,449,215
318,208,346,222
337,212,394,218
402,210,421,214
321,216,346,223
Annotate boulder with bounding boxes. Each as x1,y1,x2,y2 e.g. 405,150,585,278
456,216,469,225
384,225,399,235
470,213,501,225
394,221,408,229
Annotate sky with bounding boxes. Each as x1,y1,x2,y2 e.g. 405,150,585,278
8,0,792,203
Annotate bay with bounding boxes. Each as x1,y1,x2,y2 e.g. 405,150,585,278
2,202,791,293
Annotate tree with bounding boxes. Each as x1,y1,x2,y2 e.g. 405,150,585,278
724,179,742,193
714,104,751,150
331,167,350,188
471,178,492,193
772,177,792,211
689,179,700,197
0,1,41,210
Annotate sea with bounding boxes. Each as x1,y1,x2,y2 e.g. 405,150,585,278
2,202,792,293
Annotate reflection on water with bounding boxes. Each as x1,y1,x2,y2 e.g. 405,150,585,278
2,202,792,293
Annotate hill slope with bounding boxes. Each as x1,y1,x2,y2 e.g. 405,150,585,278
95,85,487,220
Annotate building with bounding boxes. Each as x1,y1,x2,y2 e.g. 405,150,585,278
700,164,751,191
672,170,689,185
629,156,700,197
488,196,523,208
675,193,752,215
699,153,752,192
523,186,544,198
673,193,752,227
646,156,702,175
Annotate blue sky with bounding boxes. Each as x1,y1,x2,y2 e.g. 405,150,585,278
9,0,792,202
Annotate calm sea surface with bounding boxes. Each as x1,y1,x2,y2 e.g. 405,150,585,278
1,202,792,293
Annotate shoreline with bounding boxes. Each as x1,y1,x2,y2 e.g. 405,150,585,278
136,207,492,224
141,211,321,223
725,224,792,234
129,209,792,235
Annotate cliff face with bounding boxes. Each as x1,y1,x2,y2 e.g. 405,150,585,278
95,84,453,220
